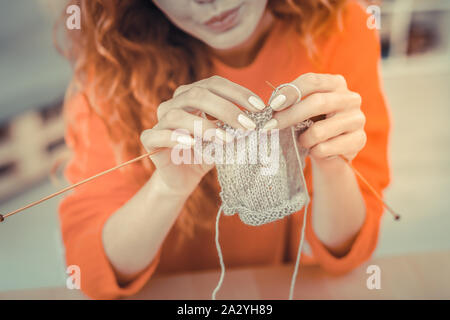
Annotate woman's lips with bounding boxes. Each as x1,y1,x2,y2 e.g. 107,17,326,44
204,5,242,32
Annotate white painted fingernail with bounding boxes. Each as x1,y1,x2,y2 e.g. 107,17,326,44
238,114,256,130
176,134,195,146
262,119,278,130
248,96,266,110
269,94,286,110
215,129,234,143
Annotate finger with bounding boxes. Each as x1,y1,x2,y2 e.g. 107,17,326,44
158,86,257,130
298,110,366,149
140,128,204,167
269,73,347,111
140,128,195,152
272,91,361,129
157,109,219,140
309,130,367,160
173,75,266,112
157,109,234,143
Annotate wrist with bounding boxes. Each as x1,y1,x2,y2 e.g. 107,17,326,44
150,170,194,200
310,155,348,176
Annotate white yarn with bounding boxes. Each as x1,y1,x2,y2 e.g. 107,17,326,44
211,126,311,300
212,204,225,300
210,83,311,300
288,126,310,300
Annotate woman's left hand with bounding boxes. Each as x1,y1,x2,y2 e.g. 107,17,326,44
265,73,366,161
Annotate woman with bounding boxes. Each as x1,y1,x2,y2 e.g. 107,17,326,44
59,0,390,299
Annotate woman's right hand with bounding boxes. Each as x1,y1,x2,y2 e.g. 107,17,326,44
139,75,267,196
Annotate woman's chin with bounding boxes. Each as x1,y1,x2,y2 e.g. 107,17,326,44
202,24,257,50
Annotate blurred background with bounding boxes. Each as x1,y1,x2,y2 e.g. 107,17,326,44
0,0,449,292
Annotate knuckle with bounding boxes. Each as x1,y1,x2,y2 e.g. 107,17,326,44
207,75,224,86
305,73,321,86
335,74,347,86
317,143,327,155
353,130,367,149
156,101,168,120
309,125,324,143
312,93,326,108
208,75,222,81
355,111,366,127
312,143,327,158
359,130,367,146
186,86,207,101
140,129,153,144
351,92,362,105
173,84,188,97
164,108,183,123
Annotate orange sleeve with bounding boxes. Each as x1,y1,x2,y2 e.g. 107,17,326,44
58,93,162,299
304,1,391,274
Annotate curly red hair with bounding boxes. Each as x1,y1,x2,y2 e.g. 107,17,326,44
59,0,348,236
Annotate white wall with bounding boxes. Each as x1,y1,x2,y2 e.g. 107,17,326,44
377,71,450,256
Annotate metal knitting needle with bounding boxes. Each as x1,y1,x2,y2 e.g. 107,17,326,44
0,81,401,223
339,155,400,220
0,143,400,223
0,148,164,223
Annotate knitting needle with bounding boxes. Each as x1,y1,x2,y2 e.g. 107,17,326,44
0,85,400,223
0,142,400,223
339,155,400,220
0,148,164,223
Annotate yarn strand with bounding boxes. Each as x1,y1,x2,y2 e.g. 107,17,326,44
289,200,309,300
288,126,310,300
212,205,225,300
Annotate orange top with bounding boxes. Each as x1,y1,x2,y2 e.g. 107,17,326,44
59,2,391,300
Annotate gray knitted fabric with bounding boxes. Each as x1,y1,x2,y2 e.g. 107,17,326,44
210,107,313,226
208,84,313,300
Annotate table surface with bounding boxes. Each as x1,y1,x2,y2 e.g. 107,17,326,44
1,250,449,300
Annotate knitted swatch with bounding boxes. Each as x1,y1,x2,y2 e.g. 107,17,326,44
215,106,311,226
204,87,313,300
